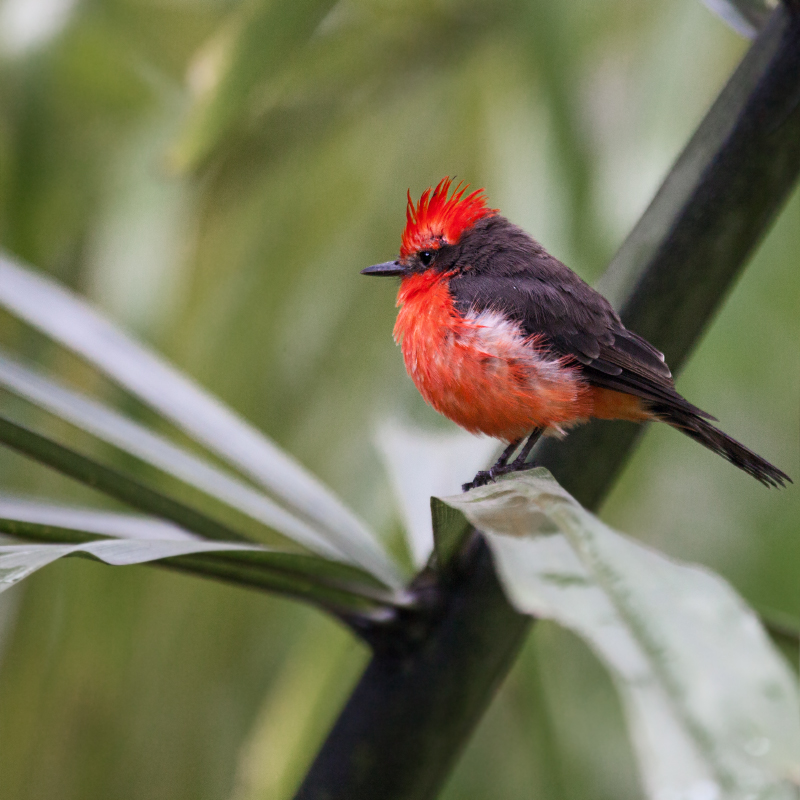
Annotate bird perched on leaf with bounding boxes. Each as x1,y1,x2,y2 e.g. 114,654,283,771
362,177,790,492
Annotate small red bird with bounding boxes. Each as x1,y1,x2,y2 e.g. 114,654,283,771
363,178,790,491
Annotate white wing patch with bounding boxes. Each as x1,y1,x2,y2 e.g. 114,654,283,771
459,308,566,384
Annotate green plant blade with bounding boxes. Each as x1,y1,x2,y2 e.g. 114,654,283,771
0,494,401,599
0,413,268,545
0,498,403,615
0,494,196,541
374,420,496,569
0,253,402,588
0,414,396,603
0,538,258,587
439,471,800,799
0,348,344,560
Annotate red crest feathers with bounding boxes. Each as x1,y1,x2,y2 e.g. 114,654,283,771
400,177,496,258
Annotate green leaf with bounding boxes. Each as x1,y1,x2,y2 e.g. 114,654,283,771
439,470,800,799
0,253,402,589
0,537,257,587
429,497,471,571
0,498,403,616
0,347,342,559
0,414,262,544
0,494,197,541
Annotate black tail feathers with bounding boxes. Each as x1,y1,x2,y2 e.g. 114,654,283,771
653,407,791,489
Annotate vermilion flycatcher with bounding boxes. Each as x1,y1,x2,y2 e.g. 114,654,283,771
362,178,790,491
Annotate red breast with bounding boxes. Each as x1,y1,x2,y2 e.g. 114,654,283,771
393,270,595,441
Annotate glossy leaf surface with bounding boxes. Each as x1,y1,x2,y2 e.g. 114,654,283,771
440,471,800,799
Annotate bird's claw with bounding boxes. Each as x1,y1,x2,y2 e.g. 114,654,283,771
462,461,538,492
462,470,494,492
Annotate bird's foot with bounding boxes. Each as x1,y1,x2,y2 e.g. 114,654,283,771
462,470,493,492
462,461,537,492
462,430,543,492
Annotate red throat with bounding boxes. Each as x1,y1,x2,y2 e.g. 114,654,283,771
400,177,496,258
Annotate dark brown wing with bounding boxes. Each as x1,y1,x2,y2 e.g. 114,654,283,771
448,260,714,421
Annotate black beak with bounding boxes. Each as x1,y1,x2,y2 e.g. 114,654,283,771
361,261,407,277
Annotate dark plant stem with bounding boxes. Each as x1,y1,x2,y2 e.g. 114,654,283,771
298,533,529,799
295,7,800,799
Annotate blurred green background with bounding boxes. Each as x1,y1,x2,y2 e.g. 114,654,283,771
0,1,797,798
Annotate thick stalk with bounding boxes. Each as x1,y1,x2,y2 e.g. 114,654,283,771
296,7,800,800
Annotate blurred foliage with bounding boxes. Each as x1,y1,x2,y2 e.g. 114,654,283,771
0,1,796,799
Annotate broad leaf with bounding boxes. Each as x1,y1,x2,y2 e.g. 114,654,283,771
0,254,402,588
440,471,800,799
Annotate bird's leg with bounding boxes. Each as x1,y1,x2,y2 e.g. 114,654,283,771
462,439,521,492
462,428,544,492
494,439,522,469
502,427,544,474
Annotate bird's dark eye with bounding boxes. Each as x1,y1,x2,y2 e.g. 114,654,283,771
419,250,434,267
